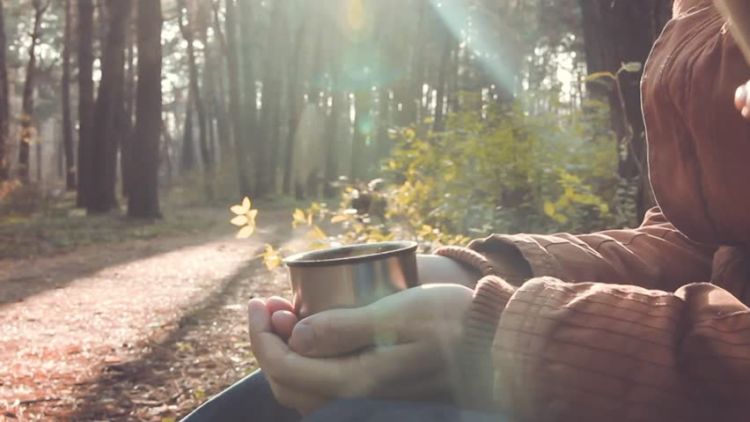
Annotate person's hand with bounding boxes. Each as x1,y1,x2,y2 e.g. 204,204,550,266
735,80,750,119
248,284,474,414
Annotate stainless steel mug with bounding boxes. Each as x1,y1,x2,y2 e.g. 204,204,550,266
284,241,419,317
715,0,750,63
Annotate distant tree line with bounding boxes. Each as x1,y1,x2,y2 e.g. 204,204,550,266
0,0,672,219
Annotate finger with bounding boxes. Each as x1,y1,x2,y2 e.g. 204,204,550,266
352,342,444,397
248,298,271,336
271,310,298,341
249,298,295,361
267,296,295,315
271,342,442,398
289,306,378,357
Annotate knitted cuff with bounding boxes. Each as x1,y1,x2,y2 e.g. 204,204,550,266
457,275,516,409
435,246,497,277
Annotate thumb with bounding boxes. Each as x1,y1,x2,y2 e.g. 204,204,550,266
289,306,379,358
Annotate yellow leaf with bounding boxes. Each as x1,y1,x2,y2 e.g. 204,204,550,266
236,225,255,239
231,215,249,226
543,201,556,217
246,209,258,222
242,197,252,210
292,209,309,228
330,214,349,224
308,225,327,240
231,205,247,215
262,244,283,271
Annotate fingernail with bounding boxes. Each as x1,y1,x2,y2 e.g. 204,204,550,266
248,299,266,328
290,322,314,354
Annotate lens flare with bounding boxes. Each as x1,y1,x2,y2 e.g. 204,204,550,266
430,0,516,97
346,0,365,32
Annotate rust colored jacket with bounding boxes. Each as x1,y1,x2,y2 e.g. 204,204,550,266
438,4,750,421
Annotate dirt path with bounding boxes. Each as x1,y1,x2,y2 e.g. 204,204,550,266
0,209,292,421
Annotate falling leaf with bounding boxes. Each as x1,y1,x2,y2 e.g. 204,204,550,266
246,209,258,222
331,214,349,224
292,209,308,228
231,197,252,215
307,225,328,241
236,225,255,239
262,244,284,271
231,215,248,226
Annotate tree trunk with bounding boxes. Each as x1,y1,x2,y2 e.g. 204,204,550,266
258,0,285,196
89,0,131,213
579,0,671,220
181,91,196,172
406,0,427,124
324,83,343,198
128,0,162,219
17,0,48,184
178,0,211,175
224,0,252,196
61,0,76,190
0,0,10,181
237,0,258,194
351,90,373,182
282,8,309,196
433,26,453,132
76,0,95,206
121,2,137,197
207,15,231,157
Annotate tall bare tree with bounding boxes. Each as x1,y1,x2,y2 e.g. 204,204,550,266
282,2,310,196
61,0,76,190
128,0,162,218
17,0,49,183
89,0,132,213
579,0,672,218
76,0,95,206
257,0,285,196
0,0,9,181
178,0,211,174
121,2,137,197
222,0,252,195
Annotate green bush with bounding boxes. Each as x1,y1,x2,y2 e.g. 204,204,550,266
378,93,636,238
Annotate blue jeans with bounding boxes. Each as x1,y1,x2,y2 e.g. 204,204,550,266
181,371,505,422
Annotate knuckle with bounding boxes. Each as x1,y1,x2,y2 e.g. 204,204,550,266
314,314,334,338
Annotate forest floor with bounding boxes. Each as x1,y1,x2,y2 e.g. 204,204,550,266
0,206,297,421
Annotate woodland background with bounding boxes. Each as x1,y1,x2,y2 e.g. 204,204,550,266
0,0,673,234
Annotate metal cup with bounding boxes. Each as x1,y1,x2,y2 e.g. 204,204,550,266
715,0,750,63
284,241,419,317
